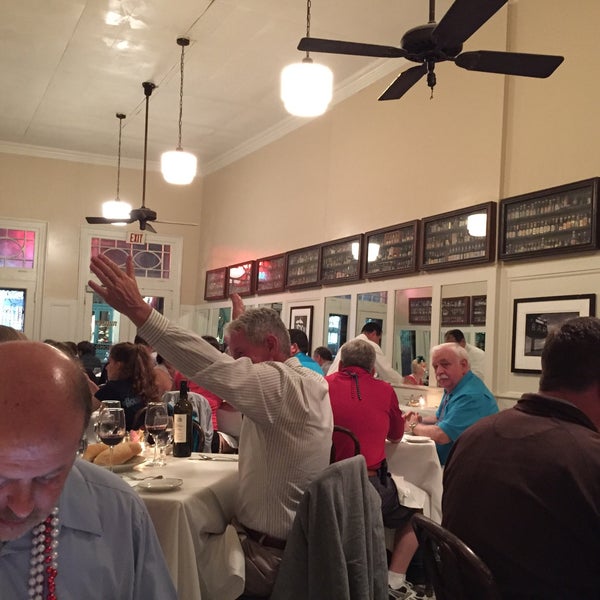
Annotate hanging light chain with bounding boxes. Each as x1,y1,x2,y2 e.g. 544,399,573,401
304,0,312,59
115,113,125,200
176,37,190,150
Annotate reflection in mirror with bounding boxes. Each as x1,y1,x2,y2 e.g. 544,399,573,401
440,281,487,380
324,295,351,358
355,292,388,345
208,307,231,345
392,288,433,382
259,302,282,317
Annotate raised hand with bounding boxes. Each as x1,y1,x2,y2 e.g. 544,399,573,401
89,254,152,327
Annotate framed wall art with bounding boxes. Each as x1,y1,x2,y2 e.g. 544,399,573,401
319,234,363,285
419,202,496,271
285,244,321,290
289,305,314,351
511,293,596,373
204,267,228,301
362,221,419,279
408,297,432,325
499,177,600,261
441,296,471,326
256,253,287,295
227,260,256,297
471,295,487,325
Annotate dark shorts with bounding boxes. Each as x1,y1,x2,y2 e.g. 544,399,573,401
369,473,419,529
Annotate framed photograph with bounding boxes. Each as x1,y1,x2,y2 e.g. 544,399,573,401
227,260,256,297
256,253,287,294
511,294,596,373
499,177,600,261
362,221,419,279
286,244,321,290
419,202,496,271
441,296,471,326
319,234,363,285
289,306,314,350
204,267,228,301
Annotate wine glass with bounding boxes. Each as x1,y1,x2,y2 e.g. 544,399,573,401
97,407,126,472
155,416,174,467
145,402,169,467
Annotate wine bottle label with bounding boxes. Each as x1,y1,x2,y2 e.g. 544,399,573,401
173,414,188,443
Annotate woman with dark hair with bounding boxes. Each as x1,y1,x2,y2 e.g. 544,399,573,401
95,342,160,430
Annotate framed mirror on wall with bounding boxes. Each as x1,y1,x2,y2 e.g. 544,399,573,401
393,287,433,383
440,281,487,381
324,295,351,358
355,291,388,345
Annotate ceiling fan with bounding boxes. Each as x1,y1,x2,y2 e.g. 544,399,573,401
86,82,197,233
298,0,564,101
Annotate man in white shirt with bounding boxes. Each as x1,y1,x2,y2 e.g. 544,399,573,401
89,254,333,598
329,322,404,386
444,328,485,380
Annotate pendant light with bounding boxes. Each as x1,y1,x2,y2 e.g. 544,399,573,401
161,37,198,184
281,0,333,117
102,113,132,224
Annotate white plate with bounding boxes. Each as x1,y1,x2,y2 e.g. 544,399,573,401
136,478,183,492
404,435,432,444
100,455,145,472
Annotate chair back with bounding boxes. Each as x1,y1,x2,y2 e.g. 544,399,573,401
330,425,361,463
411,513,501,600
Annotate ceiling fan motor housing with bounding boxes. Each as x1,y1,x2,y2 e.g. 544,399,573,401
401,23,462,62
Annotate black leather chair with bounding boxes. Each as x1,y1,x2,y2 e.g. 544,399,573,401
411,513,501,600
330,425,361,463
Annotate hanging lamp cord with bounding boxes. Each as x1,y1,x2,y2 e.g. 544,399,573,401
115,113,125,201
142,81,156,208
304,0,312,60
176,38,190,150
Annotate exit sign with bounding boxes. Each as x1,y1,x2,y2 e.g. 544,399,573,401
128,232,145,244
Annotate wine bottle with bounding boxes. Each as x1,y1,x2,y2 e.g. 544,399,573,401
173,379,193,457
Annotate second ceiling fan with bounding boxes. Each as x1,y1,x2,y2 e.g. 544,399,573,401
298,0,564,101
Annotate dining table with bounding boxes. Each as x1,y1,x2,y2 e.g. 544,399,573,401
123,452,245,600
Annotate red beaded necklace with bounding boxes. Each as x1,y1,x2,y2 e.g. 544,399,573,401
28,507,59,600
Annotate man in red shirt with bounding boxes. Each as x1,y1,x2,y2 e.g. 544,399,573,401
327,339,424,600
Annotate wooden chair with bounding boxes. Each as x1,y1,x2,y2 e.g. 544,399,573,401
330,425,361,463
411,513,501,600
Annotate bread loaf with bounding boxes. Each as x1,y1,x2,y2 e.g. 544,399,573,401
93,441,142,466
82,442,108,462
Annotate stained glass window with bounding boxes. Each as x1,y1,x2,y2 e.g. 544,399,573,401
91,237,171,279
0,229,36,269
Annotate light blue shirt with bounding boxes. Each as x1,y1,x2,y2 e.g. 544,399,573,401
0,459,177,599
294,352,324,375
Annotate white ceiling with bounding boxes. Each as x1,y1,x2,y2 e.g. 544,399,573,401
0,0,457,174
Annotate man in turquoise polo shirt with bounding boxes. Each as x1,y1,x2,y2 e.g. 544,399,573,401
404,343,497,464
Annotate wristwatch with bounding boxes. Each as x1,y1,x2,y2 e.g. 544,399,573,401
409,421,418,434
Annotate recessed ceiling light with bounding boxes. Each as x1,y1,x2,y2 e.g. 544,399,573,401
105,11,122,26
116,40,129,50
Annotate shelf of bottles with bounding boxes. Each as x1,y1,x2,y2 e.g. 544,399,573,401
408,297,432,324
285,244,321,290
499,178,599,261
319,235,363,285
256,254,287,294
363,221,419,279
420,202,496,271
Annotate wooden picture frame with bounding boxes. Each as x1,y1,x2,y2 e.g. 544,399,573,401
362,220,419,279
204,267,228,301
511,293,596,373
441,296,471,326
319,234,363,285
285,244,321,290
419,202,496,271
256,253,287,295
227,260,256,297
289,305,314,351
471,295,487,326
499,177,600,261
408,297,432,324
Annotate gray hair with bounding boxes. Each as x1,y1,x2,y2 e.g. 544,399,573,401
431,342,470,365
340,339,376,371
226,307,291,358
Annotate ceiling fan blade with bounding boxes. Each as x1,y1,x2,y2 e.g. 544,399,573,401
141,221,157,233
156,220,199,227
432,0,508,49
298,37,407,59
378,64,427,101
86,216,134,225
455,50,564,78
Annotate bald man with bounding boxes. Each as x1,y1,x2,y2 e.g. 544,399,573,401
0,341,176,599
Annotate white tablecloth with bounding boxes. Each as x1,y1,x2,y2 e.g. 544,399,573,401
385,438,443,523
131,454,244,600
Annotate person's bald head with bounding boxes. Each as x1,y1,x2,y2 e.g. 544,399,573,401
0,341,92,437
